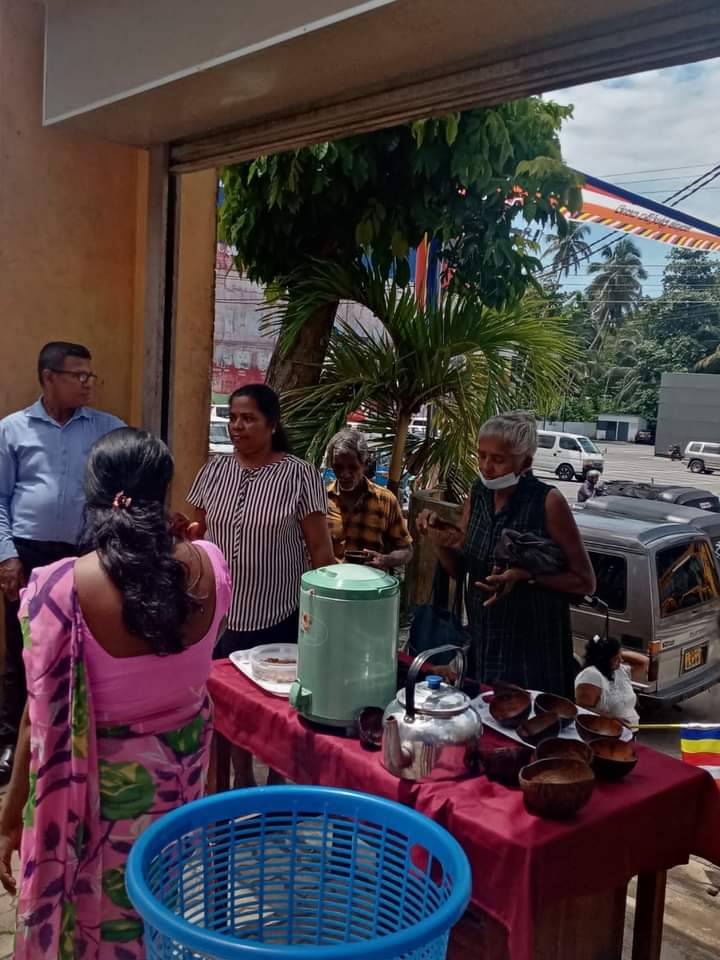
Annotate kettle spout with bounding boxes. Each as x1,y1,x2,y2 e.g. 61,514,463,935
383,716,411,772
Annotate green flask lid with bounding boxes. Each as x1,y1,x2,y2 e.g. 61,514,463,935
301,564,399,600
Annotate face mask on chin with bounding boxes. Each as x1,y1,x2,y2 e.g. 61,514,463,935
479,471,520,490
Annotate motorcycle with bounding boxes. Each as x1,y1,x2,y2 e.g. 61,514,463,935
667,443,682,461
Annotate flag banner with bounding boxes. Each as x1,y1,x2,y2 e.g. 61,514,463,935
681,725,720,784
563,174,720,252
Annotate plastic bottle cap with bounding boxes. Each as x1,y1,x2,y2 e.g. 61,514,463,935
426,674,443,690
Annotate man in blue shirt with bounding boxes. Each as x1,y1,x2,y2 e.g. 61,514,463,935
0,342,124,782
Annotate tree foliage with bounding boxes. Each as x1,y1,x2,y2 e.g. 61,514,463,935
549,246,720,422
544,223,593,278
219,100,581,309
586,239,648,347
219,101,582,396
271,261,576,494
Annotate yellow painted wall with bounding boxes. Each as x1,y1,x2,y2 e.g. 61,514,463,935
0,0,145,425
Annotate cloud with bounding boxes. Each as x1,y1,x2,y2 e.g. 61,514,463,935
546,58,720,289
549,58,720,223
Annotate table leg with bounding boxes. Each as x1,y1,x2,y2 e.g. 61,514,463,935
208,731,232,794
632,870,667,960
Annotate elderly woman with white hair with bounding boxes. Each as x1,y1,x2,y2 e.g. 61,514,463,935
418,411,595,696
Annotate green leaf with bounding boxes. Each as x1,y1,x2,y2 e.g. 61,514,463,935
100,918,144,944
97,725,132,739
23,771,37,828
394,259,411,287
411,120,426,147
444,113,460,146
162,714,205,755
99,761,155,821
102,867,133,910
391,231,409,259
59,902,76,960
71,662,89,759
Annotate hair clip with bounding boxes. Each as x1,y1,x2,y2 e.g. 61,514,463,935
112,491,133,511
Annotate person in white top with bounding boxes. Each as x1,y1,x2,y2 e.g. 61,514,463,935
575,634,648,726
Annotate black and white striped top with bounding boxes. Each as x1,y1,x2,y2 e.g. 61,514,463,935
187,454,327,631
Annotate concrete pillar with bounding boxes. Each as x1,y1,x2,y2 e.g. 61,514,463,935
169,170,218,510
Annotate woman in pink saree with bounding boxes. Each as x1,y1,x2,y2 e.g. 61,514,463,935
0,428,231,959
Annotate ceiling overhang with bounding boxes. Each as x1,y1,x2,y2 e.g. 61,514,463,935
44,0,720,171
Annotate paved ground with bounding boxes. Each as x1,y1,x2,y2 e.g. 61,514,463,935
0,442,716,957
539,440,720,502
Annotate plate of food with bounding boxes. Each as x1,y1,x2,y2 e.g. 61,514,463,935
229,643,298,698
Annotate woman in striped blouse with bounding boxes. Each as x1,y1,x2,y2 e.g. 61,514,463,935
183,384,335,784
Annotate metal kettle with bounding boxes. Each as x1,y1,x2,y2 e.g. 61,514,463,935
382,645,482,781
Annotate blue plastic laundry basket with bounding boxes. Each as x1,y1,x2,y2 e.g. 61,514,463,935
126,786,471,959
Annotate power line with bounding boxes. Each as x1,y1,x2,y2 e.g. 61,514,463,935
665,163,720,205
599,162,719,178
542,161,720,280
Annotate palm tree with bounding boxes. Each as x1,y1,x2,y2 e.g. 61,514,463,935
267,262,577,494
586,239,647,349
544,223,593,278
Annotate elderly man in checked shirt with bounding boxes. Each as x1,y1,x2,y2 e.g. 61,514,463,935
326,429,413,570
0,341,124,783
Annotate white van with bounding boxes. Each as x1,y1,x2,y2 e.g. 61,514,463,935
534,431,604,482
209,419,233,455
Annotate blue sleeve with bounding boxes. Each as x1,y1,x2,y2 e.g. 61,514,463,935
0,424,18,562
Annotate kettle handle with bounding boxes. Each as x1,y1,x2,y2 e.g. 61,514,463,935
404,645,466,722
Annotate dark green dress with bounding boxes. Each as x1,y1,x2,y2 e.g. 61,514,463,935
463,472,574,696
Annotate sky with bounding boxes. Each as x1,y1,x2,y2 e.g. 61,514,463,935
547,57,720,296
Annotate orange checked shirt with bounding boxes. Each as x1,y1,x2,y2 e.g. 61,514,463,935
327,479,412,560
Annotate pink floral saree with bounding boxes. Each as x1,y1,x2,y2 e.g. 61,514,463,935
15,557,220,959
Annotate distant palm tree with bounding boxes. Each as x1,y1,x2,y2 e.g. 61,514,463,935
587,239,647,348
544,223,593,278
268,261,577,494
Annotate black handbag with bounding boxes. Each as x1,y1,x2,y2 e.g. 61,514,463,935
408,563,470,665
494,529,567,576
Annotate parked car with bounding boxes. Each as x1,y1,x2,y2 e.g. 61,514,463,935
603,480,720,513
209,419,233,455
534,430,605,482
571,511,720,707
683,440,720,475
634,429,655,445
210,403,230,421
580,496,720,563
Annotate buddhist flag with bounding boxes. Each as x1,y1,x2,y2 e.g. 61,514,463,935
563,175,720,252
681,725,720,785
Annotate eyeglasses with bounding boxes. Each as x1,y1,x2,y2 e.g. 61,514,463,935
50,369,98,385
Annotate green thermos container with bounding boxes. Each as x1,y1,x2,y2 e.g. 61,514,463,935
289,564,400,728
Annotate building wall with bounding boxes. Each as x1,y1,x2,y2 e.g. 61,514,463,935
596,414,646,443
213,244,386,397
0,0,145,425
655,373,720,454
538,421,597,439
0,0,149,647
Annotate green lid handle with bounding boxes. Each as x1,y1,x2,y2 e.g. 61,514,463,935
378,583,399,597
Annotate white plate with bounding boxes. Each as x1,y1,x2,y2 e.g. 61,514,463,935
473,689,633,745
229,649,294,698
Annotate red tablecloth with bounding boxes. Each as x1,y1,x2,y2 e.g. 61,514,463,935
208,661,720,960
